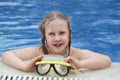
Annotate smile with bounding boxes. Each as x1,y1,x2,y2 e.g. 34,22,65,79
53,43,63,48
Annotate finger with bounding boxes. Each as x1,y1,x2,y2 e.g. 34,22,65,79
64,57,70,62
34,55,44,61
33,55,44,65
36,55,44,61
64,56,72,62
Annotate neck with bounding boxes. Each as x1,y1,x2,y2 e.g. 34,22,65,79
47,47,67,57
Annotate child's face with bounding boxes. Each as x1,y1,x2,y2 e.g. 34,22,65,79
45,19,69,54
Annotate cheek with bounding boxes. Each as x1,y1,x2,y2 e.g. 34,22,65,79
63,35,69,43
46,36,52,44
45,34,50,40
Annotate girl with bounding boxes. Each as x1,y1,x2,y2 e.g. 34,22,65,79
1,11,111,72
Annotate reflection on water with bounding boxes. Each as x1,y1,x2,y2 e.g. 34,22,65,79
0,0,120,62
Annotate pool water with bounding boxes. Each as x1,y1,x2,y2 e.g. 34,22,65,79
0,0,120,62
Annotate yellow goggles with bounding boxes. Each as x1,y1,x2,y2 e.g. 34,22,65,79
35,61,72,76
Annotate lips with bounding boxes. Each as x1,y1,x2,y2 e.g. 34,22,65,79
53,43,63,48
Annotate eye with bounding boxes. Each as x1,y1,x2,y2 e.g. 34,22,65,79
49,32,55,36
60,31,65,35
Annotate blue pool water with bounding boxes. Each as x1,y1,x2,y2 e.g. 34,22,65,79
0,0,120,62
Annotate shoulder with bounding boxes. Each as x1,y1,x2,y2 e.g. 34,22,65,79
22,46,43,56
14,46,41,52
2,46,44,60
70,47,85,59
70,47,85,54
70,47,106,60
12,46,43,57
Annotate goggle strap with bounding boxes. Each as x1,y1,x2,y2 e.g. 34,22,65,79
36,61,72,66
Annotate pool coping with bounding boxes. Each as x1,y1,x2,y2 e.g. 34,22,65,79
0,57,120,80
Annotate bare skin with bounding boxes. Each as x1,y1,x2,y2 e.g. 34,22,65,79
1,46,111,72
1,18,111,72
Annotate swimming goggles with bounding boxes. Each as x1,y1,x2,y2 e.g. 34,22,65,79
35,60,72,76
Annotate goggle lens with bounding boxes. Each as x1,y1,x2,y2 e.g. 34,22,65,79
37,64,50,75
54,64,69,76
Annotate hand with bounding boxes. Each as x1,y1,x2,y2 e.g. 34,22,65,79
24,55,44,72
65,56,80,69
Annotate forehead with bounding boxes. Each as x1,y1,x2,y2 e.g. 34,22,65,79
45,19,68,32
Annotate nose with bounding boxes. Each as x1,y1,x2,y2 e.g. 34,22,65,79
54,35,61,41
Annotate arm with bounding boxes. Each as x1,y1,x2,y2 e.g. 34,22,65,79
1,47,43,72
65,48,112,70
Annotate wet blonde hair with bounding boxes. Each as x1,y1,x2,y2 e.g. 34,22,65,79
39,11,72,56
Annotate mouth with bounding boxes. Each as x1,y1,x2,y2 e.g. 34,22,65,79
53,43,63,48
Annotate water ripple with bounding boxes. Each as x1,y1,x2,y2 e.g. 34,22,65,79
0,2,21,6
